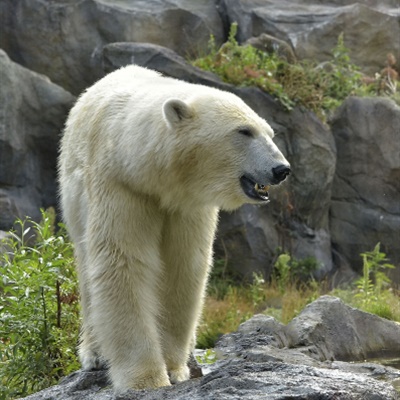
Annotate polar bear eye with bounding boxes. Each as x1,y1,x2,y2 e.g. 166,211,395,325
238,128,253,137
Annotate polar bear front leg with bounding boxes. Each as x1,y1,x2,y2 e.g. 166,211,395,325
88,257,170,391
160,208,219,383
86,193,170,392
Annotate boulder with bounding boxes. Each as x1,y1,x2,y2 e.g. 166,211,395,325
217,0,400,75
0,0,225,95
20,297,400,399
102,42,226,89
0,50,75,230
330,97,400,280
285,296,400,361
102,42,337,280
245,33,297,63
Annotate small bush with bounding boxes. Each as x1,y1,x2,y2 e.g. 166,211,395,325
0,209,80,399
192,24,399,119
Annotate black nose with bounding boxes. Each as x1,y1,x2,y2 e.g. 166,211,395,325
272,164,291,183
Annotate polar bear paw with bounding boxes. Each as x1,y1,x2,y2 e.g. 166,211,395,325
79,348,107,371
169,365,190,384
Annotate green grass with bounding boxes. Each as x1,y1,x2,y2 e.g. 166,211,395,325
191,23,399,120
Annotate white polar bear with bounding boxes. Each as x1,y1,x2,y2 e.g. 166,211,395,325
58,65,290,392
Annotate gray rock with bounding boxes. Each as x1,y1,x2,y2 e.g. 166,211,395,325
103,42,227,89
21,297,400,399
1,0,225,94
102,42,336,280
217,0,400,75
20,360,400,400
285,296,400,362
245,33,297,63
0,50,75,230
330,97,400,280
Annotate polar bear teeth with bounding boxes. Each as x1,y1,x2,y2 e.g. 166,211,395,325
254,183,270,195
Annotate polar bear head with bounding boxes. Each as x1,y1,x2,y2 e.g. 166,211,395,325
162,90,290,211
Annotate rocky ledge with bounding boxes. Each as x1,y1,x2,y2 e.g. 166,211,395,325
22,297,400,400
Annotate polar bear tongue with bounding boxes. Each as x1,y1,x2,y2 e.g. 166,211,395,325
255,183,270,196
240,175,270,202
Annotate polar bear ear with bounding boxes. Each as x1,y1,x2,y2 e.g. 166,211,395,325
163,99,194,127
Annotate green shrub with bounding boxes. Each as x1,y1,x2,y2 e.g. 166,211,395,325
192,24,398,119
353,243,396,319
0,209,79,399
273,252,319,293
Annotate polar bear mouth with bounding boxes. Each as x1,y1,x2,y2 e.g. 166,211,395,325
240,175,270,202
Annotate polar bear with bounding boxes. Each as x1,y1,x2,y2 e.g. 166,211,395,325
58,65,290,392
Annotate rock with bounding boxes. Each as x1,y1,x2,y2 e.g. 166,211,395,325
20,369,111,400
21,360,399,399
285,296,400,361
101,42,336,280
102,42,227,89
329,97,400,280
245,33,297,63
217,0,400,75
1,0,225,94
21,297,400,399
0,50,75,231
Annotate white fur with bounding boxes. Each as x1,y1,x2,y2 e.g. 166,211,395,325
58,65,288,392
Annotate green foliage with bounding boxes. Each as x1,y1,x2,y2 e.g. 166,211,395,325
249,272,266,307
0,209,79,399
273,253,319,293
192,24,399,119
273,254,292,293
193,22,294,111
207,258,238,299
353,243,396,318
195,349,217,365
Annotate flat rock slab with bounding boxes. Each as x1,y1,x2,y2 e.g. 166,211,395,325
21,358,399,400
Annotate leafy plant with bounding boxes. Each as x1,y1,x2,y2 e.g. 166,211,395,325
249,272,266,308
207,257,240,299
0,209,79,399
195,349,217,365
272,252,319,293
193,22,294,110
353,243,395,318
191,24,399,119
273,253,291,293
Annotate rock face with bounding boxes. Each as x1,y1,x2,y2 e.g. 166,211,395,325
330,97,400,280
0,0,225,94
0,50,75,230
20,297,400,399
218,0,400,75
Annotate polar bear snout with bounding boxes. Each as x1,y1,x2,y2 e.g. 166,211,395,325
272,164,291,184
